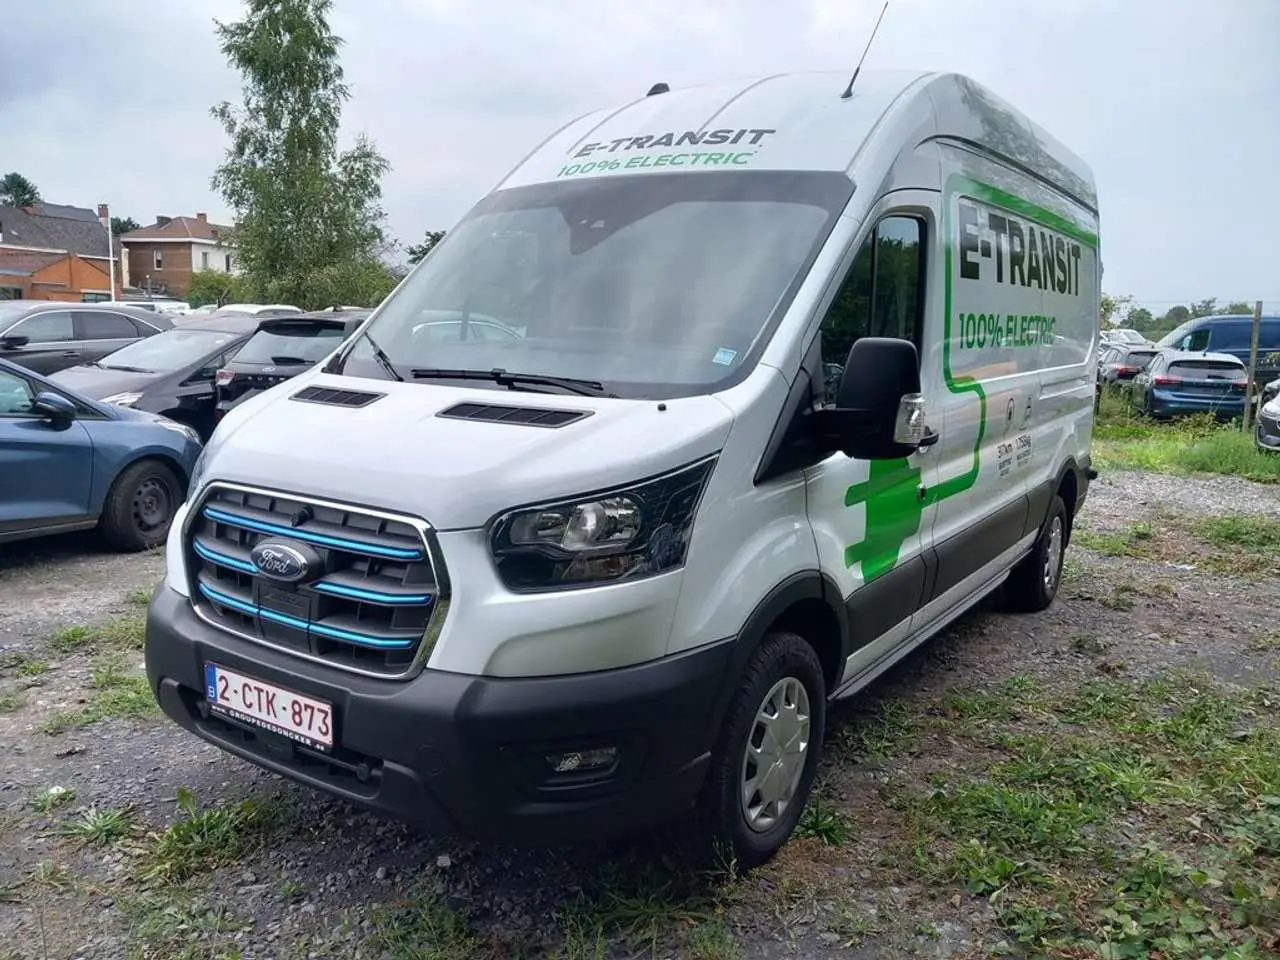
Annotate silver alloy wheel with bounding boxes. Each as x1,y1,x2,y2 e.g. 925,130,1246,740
741,676,811,833
1043,514,1064,592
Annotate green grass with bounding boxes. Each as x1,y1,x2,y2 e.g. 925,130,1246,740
56,806,136,845
17,657,49,677
42,654,157,734
364,882,487,960
0,689,24,714
1074,521,1157,558
139,788,289,884
1197,514,1280,552
1093,391,1280,483
48,611,146,655
888,672,1280,958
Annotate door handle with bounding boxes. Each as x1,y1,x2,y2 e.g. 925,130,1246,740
61,351,79,358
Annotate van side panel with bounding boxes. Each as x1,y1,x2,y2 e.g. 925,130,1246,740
928,143,1098,596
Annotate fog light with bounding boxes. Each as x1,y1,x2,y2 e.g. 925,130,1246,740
545,746,618,775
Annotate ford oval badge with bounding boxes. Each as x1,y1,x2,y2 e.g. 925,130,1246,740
250,540,317,583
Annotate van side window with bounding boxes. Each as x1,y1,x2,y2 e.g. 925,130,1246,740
1180,328,1210,351
817,215,924,404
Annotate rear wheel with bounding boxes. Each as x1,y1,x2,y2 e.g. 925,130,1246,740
1003,494,1067,613
700,632,826,871
100,459,182,552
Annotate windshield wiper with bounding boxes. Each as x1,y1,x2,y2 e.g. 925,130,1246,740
410,367,614,398
100,364,154,373
358,330,403,382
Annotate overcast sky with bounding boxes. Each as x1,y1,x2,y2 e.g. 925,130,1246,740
3,0,1277,311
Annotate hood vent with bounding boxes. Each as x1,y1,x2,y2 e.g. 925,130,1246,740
437,401,591,428
290,385,385,408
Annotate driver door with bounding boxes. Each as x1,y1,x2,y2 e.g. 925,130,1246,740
0,367,95,535
804,204,942,673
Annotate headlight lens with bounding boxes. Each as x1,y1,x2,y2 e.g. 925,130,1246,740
102,391,143,407
490,456,717,590
155,418,201,444
186,446,209,497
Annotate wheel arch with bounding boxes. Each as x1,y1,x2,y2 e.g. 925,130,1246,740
705,571,849,748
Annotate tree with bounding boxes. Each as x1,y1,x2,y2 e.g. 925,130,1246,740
110,216,140,236
1162,305,1191,326
1189,298,1218,319
0,172,40,207
210,0,391,310
1223,301,1254,315
1124,306,1155,331
406,229,445,264
1101,293,1133,327
187,269,245,308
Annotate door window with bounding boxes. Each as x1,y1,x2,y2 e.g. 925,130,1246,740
816,215,925,404
8,310,74,343
0,369,35,415
1178,328,1210,351
77,310,140,341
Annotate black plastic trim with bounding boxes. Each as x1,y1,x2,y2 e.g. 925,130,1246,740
843,556,926,652
931,495,1029,599
437,401,591,429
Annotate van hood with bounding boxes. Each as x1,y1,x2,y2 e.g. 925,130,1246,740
201,372,735,530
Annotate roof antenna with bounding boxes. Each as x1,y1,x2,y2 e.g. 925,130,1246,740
841,0,890,100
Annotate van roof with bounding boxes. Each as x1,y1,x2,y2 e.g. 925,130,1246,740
498,70,1096,211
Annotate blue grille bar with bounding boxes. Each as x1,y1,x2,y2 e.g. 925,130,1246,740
198,582,417,650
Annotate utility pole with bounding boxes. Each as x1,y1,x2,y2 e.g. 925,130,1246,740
1243,300,1263,431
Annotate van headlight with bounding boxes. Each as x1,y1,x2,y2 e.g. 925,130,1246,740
489,456,717,589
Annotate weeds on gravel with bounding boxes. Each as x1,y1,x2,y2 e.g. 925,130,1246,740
139,787,289,884
365,880,487,960
1074,522,1157,558
30,785,76,813
57,805,136,845
47,612,146,655
796,792,854,845
120,889,247,960
0,689,24,714
886,672,1280,957
42,653,157,734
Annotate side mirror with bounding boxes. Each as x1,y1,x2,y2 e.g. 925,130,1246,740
833,337,932,460
32,390,77,422
0,335,30,350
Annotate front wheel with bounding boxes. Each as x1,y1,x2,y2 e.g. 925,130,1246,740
1002,494,1067,613
100,459,182,552
700,632,826,871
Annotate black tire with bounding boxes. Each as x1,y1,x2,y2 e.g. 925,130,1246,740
100,459,183,552
700,632,826,871
1003,494,1068,613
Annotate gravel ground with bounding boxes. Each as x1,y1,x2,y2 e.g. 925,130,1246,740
1,469,1278,959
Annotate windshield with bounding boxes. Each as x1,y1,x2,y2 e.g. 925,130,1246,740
235,322,351,365
97,328,243,372
335,171,851,398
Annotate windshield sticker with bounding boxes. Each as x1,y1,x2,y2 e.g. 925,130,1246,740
556,151,758,179
712,347,738,366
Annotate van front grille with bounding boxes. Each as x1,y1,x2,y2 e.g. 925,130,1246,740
184,483,448,678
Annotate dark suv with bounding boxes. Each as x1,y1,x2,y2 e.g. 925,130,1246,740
214,310,368,421
0,301,171,374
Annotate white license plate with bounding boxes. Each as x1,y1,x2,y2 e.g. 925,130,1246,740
204,663,333,750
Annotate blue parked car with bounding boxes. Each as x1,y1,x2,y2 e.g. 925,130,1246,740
0,356,202,551
1129,350,1248,420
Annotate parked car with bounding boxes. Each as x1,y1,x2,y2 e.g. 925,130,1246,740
1130,350,1248,420
0,356,202,550
1101,327,1152,347
1156,313,1280,386
0,301,172,375
216,303,303,316
1097,344,1158,391
49,312,264,441
1259,375,1280,408
119,298,191,315
214,310,369,420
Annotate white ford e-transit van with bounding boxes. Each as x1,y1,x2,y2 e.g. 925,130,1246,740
145,70,1099,867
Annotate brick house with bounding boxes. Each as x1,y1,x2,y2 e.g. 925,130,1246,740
119,213,236,298
0,202,122,301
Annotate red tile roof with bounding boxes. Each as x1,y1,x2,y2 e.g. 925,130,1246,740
121,215,233,242
0,248,66,277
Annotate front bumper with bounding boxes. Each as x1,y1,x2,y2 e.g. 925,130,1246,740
145,587,731,843
1256,411,1280,452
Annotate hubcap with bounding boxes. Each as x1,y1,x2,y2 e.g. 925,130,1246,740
132,477,172,533
741,676,811,833
1043,514,1064,591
